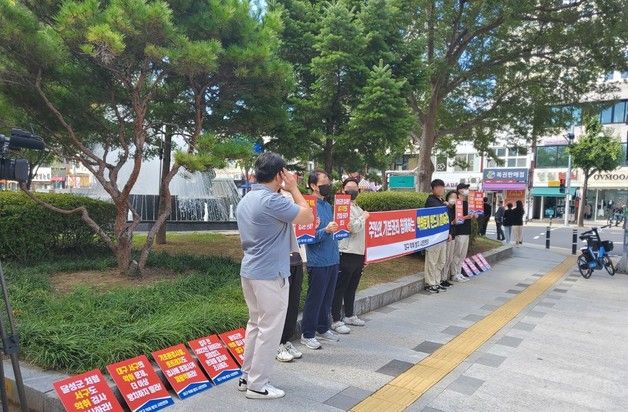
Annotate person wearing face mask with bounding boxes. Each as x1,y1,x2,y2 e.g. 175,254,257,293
331,178,370,333
451,183,476,279
444,191,468,283
423,179,449,294
301,170,341,350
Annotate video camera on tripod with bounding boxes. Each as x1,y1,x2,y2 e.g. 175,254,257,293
0,128,45,182
0,128,44,412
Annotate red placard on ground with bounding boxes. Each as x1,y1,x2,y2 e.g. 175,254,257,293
106,355,174,412
477,253,492,270
461,260,473,277
455,200,464,224
296,195,317,244
219,328,246,366
152,344,211,400
464,258,481,275
468,191,484,216
472,254,488,272
53,369,123,412
333,194,351,240
188,335,242,385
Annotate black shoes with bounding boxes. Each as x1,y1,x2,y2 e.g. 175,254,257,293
441,280,453,287
425,285,440,294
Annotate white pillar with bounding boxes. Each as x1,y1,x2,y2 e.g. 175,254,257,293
593,189,599,222
540,196,544,220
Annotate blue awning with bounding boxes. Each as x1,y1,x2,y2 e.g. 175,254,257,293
531,187,576,197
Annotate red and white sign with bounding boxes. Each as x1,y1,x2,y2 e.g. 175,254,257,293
106,355,173,412
53,369,123,412
472,255,488,272
333,194,351,240
477,253,492,270
468,191,484,216
218,328,246,366
461,260,473,277
152,344,211,399
464,258,481,275
455,200,464,224
188,335,242,385
296,195,317,244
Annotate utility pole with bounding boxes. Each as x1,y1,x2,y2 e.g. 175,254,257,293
564,128,575,226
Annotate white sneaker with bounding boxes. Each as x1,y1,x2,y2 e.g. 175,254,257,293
454,274,469,283
316,330,340,342
237,377,248,392
276,344,294,362
245,383,285,399
300,334,322,350
284,341,302,359
343,315,365,326
331,321,351,334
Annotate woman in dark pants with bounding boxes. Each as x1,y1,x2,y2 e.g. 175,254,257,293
331,178,370,333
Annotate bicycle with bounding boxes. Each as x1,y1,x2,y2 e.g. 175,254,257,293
577,226,615,279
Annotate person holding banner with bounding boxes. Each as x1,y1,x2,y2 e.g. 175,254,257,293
301,170,341,350
424,179,449,294
444,191,468,283
452,183,476,278
235,152,314,399
331,178,370,333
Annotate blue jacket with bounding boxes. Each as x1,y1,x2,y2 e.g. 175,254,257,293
305,198,340,267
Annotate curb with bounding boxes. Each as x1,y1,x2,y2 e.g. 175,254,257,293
3,244,513,411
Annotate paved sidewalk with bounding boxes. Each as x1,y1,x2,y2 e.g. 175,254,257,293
172,248,628,411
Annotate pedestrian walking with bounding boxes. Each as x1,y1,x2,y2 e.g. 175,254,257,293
480,197,492,236
494,201,505,241
451,183,476,278
331,178,370,333
236,152,314,399
423,179,449,293
512,200,525,246
444,191,467,283
503,203,514,244
301,170,341,350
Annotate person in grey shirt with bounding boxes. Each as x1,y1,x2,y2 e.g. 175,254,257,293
235,152,313,400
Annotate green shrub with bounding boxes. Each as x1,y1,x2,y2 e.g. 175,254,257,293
0,192,116,261
355,191,429,211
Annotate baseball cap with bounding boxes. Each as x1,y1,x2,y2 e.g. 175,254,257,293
456,183,470,191
431,179,445,188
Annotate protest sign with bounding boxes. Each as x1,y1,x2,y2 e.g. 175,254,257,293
152,344,211,399
53,370,123,412
218,328,246,366
333,194,351,240
468,191,484,216
188,335,242,385
464,258,481,275
455,200,464,224
296,195,317,244
365,206,449,263
107,355,174,412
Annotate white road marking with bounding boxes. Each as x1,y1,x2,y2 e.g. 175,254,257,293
534,236,540,240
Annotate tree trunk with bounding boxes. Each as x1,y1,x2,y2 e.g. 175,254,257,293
324,137,334,174
156,126,173,244
114,238,133,276
577,174,589,227
416,116,436,192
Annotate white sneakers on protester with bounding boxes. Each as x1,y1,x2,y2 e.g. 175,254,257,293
316,330,340,342
453,274,469,282
343,315,366,326
300,335,322,349
245,383,286,399
331,321,351,334
276,344,294,362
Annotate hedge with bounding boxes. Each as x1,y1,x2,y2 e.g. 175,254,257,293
0,192,116,261
355,191,429,211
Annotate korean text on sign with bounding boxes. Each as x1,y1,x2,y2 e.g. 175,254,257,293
106,355,174,412
333,194,352,240
218,328,246,366
188,334,242,385
152,344,211,400
53,369,123,412
296,195,317,244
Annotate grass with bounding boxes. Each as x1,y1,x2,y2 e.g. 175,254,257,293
6,232,502,373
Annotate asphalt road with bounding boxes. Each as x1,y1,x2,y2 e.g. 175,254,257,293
484,224,625,256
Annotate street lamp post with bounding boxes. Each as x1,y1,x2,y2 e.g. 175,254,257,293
564,129,575,227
